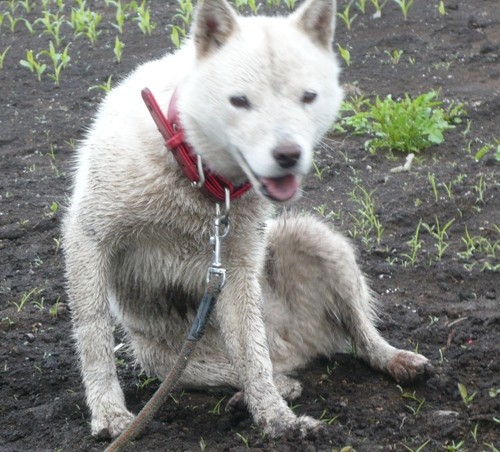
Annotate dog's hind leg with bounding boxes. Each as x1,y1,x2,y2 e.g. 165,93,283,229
262,213,432,383
63,221,135,439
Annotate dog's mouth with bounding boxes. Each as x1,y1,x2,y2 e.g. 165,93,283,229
234,151,301,203
257,174,299,202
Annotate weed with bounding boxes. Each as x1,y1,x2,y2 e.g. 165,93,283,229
470,422,479,443
401,218,423,266
14,287,40,312
349,184,384,246
312,160,328,180
457,382,476,408
475,138,500,162
340,91,459,154
422,216,455,260
208,396,226,415
235,432,249,448
397,385,426,415
402,439,431,452
136,373,157,390
427,172,439,202
319,409,339,425
473,174,486,204
443,439,465,451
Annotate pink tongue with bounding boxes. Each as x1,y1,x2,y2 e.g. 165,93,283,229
259,175,298,202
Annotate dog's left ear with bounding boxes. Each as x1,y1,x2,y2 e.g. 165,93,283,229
292,0,336,50
193,0,239,58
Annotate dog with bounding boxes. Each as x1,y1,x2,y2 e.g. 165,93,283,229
63,0,432,440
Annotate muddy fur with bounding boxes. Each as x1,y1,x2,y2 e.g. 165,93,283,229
63,0,432,440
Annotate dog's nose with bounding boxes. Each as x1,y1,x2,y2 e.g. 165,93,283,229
272,142,301,169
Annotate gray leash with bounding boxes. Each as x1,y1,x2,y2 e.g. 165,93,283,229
104,198,230,452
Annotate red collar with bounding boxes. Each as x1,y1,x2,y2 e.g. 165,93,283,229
141,87,252,203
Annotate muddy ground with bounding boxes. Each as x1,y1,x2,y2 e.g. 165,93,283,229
0,0,499,451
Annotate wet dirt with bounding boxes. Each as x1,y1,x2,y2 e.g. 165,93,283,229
0,0,499,451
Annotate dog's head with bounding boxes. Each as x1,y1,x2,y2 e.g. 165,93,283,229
179,0,343,202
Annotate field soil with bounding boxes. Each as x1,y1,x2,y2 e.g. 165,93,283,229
1,0,499,451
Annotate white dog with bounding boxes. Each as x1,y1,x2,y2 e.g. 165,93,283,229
63,0,431,440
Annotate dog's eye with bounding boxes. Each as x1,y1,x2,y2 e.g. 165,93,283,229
302,90,317,104
229,95,251,109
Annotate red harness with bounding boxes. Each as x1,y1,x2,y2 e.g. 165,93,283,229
141,88,252,203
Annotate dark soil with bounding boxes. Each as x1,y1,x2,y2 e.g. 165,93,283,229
1,0,499,451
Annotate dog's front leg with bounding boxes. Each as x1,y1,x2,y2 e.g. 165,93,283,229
64,223,134,438
214,269,321,438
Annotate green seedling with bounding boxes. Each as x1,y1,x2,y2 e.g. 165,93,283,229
40,41,71,86
312,160,328,180
402,439,431,452
473,174,486,204
20,50,47,81
349,184,384,246
370,0,387,17
113,36,124,63
427,172,439,202
283,0,298,9
438,0,446,16
336,43,351,66
397,385,426,415
385,49,404,64
170,24,187,49
0,46,11,69
199,437,207,451
356,0,366,13
393,0,413,20
4,13,24,32
337,1,358,30
70,5,102,44
89,75,113,93
443,440,465,452
19,0,34,13
475,138,500,162
32,297,45,311
134,0,156,35
208,396,226,415
470,422,479,443
174,0,193,28
49,297,62,317
423,216,455,260
106,0,128,33
136,373,157,390
14,287,40,312
457,382,476,408
235,432,249,448
319,409,339,425
401,218,423,266
35,11,65,47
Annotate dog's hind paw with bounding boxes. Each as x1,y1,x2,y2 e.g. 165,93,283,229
91,408,135,439
388,350,434,384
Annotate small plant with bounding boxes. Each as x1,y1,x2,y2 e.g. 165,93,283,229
40,41,71,86
397,385,426,415
89,75,113,93
337,1,358,31
427,172,439,202
312,160,328,180
370,0,387,17
35,11,65,47
457,382,476,408
208,396,226,415
113,36,125,63
340,91,459,154
20,50,47,81
336,43,351,66
199,437,207,451
473,174,486,204
356,0,366,13
437,0,446,16
14,287,40,312
401,218,423,266
134,0,156,35
393,0,414,20
385,49,404,64
319,409,339,425
0,46,11,69
348,184,384,247
402,439,431,452
235,432,249,448
423,216,455,260
475,138,500,162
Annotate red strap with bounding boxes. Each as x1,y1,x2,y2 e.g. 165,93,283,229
141,88,252,203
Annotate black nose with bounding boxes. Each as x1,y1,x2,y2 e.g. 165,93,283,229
272,142,301,169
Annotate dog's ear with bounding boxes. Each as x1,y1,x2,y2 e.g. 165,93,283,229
193,0,239,58
292,0,336,50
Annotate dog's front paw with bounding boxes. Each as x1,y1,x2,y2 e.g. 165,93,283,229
388,350,434,383
91,407,135,439
261,411,324,439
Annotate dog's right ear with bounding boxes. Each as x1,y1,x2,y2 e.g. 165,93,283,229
193,0,239,58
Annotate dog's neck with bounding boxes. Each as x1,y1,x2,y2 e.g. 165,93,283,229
142,87,252,203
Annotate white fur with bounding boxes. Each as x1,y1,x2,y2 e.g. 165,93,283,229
63,0,431,440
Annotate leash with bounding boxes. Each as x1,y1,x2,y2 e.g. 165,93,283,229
104,194,231,452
